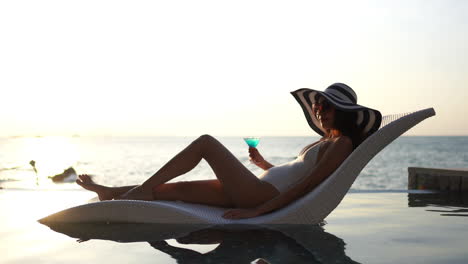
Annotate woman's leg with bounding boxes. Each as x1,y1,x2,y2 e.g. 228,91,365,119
153,180,234,207
136,134,279,208
77,175,234,206
76,174,137,201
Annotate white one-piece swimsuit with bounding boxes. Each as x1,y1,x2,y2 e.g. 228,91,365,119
259,142,323,193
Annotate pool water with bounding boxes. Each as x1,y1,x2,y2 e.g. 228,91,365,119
2,189,467,264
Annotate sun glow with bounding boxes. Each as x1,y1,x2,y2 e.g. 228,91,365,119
12,137,79,188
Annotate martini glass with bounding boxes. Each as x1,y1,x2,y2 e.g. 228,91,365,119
243,137,260,148
243,137,260,165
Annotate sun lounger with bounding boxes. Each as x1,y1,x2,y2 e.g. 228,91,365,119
39,108,436,225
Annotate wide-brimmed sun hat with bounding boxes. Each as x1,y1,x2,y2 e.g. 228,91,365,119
291,83,382,137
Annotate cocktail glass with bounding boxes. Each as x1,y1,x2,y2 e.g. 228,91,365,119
243,137,260,166
243,137,260,148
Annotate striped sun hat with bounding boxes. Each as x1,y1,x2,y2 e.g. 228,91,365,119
291,83,382,137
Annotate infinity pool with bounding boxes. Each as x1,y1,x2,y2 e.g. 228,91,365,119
2,189,467,263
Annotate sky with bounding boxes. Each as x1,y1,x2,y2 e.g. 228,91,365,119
0,0,467,137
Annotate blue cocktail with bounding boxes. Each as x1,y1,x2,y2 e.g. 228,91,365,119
243,137,260,166
243,137,260,148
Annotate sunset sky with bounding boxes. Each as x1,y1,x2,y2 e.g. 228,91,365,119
1,0,466,137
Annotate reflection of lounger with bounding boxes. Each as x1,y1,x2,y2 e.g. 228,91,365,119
40,223,359,263
39,108,435,225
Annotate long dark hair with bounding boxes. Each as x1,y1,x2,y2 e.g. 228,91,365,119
323,109,364,150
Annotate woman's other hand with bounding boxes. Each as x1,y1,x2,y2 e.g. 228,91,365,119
222,208,261,219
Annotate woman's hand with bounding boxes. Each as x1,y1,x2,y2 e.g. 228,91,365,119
222,208,261,219
249,147,265,165
249,147,273,170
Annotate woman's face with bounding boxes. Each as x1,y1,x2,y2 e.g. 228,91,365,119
313,97,336,130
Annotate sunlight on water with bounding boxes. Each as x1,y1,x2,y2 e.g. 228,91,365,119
2,137,79,188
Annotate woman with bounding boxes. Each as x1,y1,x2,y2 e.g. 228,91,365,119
77,83,381,220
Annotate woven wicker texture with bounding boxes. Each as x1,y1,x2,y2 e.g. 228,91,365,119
40,108,435,225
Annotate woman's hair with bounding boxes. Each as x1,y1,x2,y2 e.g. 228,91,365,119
324,109,364,150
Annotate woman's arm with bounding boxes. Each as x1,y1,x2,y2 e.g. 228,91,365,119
223,137,353,219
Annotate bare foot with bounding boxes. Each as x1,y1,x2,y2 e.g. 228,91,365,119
76,174,114,201
117,185,154,201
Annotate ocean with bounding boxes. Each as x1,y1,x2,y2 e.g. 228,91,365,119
0,136,467,191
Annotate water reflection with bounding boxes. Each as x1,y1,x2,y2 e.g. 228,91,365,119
408,191,468,217
42,223,360,263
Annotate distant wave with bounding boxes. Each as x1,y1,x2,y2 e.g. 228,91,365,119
0,166,22,172
0,178,20,182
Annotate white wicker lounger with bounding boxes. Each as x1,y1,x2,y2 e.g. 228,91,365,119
39,108,436,225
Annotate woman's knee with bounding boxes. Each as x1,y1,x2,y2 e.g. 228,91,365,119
197,134,216,143
195,134,219,150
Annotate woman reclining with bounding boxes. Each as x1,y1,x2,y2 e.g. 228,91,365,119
77,83,381,219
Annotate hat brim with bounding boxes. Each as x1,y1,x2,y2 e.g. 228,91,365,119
291,88,382,137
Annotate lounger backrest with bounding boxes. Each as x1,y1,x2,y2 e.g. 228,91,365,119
262,108,436,224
